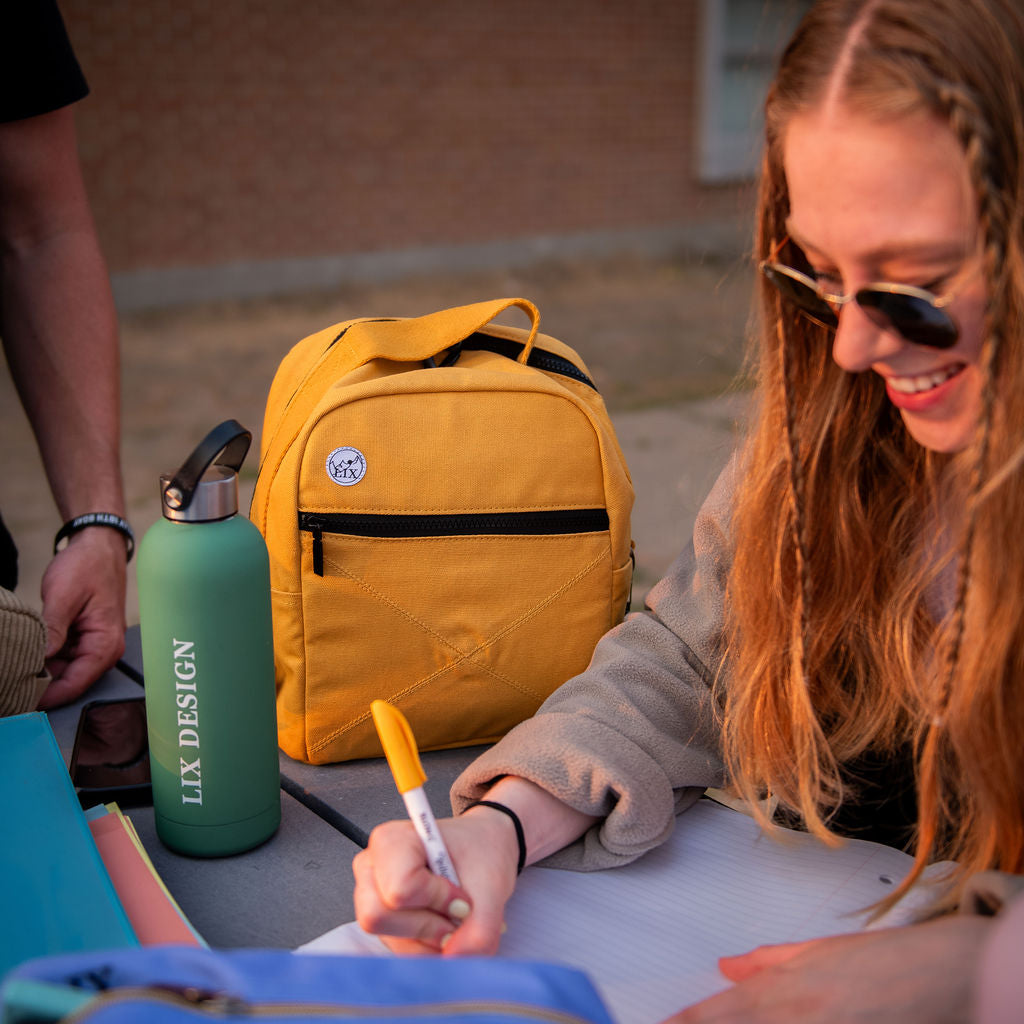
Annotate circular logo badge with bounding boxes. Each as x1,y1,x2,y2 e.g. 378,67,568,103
326,446,367,487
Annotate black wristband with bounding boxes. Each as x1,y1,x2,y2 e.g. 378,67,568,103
54,512,135,562
465,799,527,875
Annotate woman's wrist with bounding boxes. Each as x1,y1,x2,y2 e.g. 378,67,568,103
464,800,527,873
469,776,600,869
460,801,524,882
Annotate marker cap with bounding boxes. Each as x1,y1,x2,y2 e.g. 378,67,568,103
370,700,427,793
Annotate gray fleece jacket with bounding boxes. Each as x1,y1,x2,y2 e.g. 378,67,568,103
450,460,738,870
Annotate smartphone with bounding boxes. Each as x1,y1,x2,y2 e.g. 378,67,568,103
69,696,152,808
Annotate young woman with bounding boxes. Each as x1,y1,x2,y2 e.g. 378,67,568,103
352,1,1024,1019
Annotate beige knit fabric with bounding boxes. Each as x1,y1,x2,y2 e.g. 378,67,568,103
0,588,50,716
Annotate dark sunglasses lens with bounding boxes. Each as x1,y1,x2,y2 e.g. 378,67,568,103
762,266,839,328
856,290,959,349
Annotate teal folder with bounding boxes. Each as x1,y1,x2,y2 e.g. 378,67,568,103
0,713,138,978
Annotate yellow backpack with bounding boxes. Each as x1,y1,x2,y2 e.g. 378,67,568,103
250,298,634,763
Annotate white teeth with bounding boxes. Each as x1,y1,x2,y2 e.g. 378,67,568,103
887,366,960,394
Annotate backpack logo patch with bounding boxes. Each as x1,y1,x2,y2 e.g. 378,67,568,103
326,446,367,486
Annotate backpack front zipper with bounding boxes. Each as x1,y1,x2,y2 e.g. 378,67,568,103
299,509,610,577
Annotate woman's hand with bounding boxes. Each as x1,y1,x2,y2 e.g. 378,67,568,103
353,807,520,956
665,914,991,1023
352,777,598,957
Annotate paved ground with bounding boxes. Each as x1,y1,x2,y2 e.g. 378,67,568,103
1,251,754,623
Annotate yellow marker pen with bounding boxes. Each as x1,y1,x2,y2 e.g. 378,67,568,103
370,700,461,886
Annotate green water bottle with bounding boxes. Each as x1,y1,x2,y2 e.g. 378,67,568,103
137,420,281,856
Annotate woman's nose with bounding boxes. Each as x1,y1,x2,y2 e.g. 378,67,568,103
830,300,903,373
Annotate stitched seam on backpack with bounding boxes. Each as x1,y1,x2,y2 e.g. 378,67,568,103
316,653,513,752
459,547,609,658
379,548,610,714
307,547,610,754
321,544,607,672
309,562,525,752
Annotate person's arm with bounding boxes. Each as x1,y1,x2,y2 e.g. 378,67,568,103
0,105,127,706
353,776,597,956
353,459,740,954
447,458,741,870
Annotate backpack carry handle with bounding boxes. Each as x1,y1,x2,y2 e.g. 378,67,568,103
251,300,540,532
339,297,540,371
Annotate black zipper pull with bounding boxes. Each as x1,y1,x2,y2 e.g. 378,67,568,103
626,544,636,614
303,514,325,576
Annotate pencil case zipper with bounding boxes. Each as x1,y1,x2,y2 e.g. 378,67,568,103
65,984,601,1022
299,509,610,577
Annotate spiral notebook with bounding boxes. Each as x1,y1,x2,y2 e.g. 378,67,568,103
299,798,950,1024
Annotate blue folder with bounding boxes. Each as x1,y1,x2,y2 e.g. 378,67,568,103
0,713,138,978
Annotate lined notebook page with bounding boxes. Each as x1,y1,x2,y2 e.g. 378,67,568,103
300,799,947,1024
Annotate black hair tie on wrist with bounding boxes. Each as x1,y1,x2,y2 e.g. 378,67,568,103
465,799,527,875
54,513,135,562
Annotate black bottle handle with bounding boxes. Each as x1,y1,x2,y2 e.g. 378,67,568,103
163,419,252,512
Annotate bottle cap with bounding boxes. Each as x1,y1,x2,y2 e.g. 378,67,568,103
161,420,252,524
161,465,239,522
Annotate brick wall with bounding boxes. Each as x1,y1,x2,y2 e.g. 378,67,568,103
61,0,747,291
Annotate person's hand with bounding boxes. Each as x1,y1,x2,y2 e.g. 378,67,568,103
665,913,991,1024
353,806,521,956
36,527,127,708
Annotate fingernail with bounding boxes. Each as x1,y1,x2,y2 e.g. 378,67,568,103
440,931,453,949
447,898,471,920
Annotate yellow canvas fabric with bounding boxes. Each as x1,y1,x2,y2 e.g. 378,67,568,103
251,298,634,763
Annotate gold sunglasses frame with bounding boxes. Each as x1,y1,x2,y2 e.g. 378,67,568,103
757,235,972,348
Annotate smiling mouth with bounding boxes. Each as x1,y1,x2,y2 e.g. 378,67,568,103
886,364,963,395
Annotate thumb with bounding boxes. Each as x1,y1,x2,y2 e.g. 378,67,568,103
40,561,80,658
42,602,71,659
718,939,816,982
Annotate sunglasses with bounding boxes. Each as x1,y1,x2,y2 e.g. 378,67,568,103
759,236,967,350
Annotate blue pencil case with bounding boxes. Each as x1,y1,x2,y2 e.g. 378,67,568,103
1,946,617,1023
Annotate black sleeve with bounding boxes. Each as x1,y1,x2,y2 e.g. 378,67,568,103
0,0,89,123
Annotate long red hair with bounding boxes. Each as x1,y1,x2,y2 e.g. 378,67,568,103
721,0,1024,911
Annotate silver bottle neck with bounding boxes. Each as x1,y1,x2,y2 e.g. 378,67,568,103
161,465,238,522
